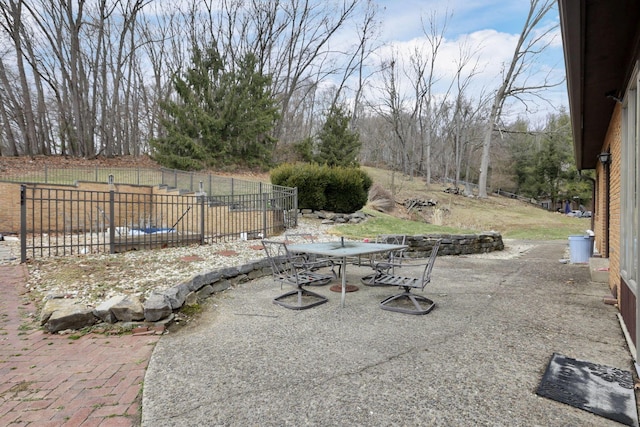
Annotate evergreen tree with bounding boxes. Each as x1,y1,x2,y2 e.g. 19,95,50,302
151,47,279,170
513,111,591,207
315,106,361,167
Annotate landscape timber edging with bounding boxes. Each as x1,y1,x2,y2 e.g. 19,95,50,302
40,231,503,332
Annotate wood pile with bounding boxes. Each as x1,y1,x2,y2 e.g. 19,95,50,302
403,198,437,211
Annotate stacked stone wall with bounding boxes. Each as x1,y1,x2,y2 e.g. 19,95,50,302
404,233,504,257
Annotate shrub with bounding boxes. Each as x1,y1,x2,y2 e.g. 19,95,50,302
270,163,326,210
270,163,372,213
324,167,371,213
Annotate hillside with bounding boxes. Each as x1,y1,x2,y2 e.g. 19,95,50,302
0,155,590,239
359,167,590,239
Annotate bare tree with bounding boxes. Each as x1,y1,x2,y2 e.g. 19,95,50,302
410,10,452,184
0,0,39,155
377,56,409,173
0,0,561,184
476,0,561,198
0,57,19,155
449,40,484,190
329,0,380,115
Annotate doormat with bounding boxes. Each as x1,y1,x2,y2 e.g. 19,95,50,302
536,353,638,426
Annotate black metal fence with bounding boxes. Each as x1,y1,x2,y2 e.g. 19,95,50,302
2,165,278,197
20,184,297,262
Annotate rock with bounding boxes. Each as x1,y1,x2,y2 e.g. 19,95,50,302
154,313,175,328
230,274,249,284
93,295,128,323
196,285,215,299
163,283,191,309
351,211,367,219
43,293,67,301
238,263,256,275
184,291,198,306
110,295,145,322
144,293,173,322
40,298,74,325
211,279,232,293
219,266,240,278
42,299,97,333
190,270,222,291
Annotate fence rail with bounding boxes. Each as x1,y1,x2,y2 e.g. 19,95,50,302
20,184,297,262
2,165,286,197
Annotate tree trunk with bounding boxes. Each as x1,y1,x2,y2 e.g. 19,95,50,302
8,0,39,155
476,0,556,198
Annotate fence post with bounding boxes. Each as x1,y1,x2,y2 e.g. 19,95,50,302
44,165,48,183
262,192,268,238
20,185,26,263
109,190,115,254
199,193,205,245
294,187,298,228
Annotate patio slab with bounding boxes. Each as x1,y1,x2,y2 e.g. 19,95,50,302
142,240,636,426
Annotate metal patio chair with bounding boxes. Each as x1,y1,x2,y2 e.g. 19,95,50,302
284,233,338,278
262,240,332,310
361,234,407,286
377,239,441,315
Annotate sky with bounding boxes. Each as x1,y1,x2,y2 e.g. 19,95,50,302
370,0,568,125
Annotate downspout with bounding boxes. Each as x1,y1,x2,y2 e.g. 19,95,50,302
604,154,611,257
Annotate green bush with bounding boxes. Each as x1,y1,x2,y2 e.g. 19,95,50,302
270,163,371,213
270,163,326,210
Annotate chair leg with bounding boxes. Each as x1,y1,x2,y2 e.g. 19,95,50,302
380,291,435,315
273,288,328,310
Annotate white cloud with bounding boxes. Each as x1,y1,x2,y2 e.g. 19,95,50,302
371,29,517,99
368,0,567,121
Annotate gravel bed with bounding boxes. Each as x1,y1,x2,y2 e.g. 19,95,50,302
0,220,533,309
1,218,336,307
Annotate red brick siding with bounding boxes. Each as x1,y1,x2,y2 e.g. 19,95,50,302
601,104,622,296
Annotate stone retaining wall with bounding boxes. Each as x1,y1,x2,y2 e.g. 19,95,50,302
300,209,505,256
40,231,503,332
402,232,504,258
40,258,273,333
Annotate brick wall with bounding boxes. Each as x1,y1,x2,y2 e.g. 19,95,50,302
603,104,622,295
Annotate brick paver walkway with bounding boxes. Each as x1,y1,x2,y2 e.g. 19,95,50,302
0,265,160,426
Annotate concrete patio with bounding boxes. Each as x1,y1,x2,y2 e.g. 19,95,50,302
142,240,636,426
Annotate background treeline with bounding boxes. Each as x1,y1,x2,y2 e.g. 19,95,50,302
0,0,585,205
